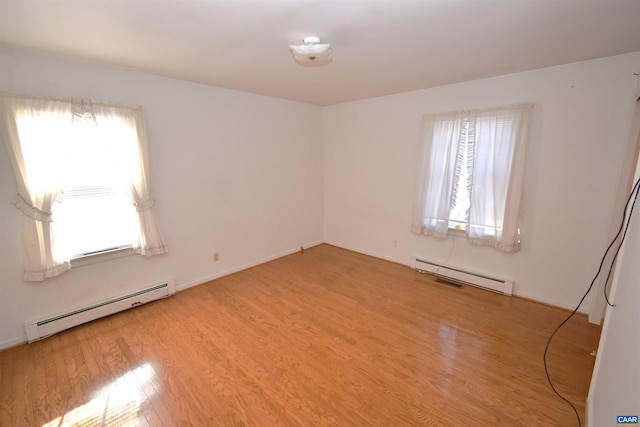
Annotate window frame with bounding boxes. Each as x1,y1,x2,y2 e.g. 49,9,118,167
0,93,168,281
411,103,532,252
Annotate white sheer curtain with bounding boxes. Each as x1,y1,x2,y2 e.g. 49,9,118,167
468,106,531,251
0,93,167,281
0,96,72,280
412,104,532,252
412,111,467,238
91,104,168,257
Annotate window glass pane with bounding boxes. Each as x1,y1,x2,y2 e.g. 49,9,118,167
16,110,71,194
49,119,139,258
53,187,137,257
449,128,470,230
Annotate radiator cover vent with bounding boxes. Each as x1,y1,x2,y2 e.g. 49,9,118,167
411,257,513,295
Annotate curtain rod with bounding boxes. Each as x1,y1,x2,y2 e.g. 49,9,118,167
423,102,534,120
0,91,142,110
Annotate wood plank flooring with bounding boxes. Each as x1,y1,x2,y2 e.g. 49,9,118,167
0,244,601,426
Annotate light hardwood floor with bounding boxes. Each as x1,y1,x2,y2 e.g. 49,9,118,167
0,244,601,426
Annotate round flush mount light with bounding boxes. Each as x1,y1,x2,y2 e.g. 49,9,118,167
289,36,332,64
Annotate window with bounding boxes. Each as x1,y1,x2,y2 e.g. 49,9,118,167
16,107,139,259
1,94,167,281
448,119,472,230
411,104,532,252
55,186,137,257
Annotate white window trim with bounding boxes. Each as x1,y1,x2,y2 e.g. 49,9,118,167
0,92,168,281
411,103,533,252
70,246,136,268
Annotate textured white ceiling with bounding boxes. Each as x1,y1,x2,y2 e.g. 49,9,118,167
1,0,639,105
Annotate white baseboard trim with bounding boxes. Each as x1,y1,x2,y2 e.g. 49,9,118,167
507,290,588,314
0,241,324,351
323,240,410,267
175,241,324,293
0,335,27,351
2,240,582,350
585,393,593,427
325,241,588,314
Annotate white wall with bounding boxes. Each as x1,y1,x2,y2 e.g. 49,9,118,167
0,46,324,348
323,52,640,311
2,46,638,350
587,79,640,426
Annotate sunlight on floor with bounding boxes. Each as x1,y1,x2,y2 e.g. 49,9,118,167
43,363,156,427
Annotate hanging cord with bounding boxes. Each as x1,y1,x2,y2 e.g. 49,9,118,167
543,174,640,427
602,176,640,305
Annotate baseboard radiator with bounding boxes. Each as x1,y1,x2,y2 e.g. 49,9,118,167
25,280,176,343
411,257,513,295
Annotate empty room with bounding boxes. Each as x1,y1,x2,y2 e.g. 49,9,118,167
1,1,639,426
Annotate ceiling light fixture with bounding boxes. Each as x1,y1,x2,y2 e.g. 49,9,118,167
289,36,332,64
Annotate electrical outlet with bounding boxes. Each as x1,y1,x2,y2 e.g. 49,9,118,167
213,252,219,262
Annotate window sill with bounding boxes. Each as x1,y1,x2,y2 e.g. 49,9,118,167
70,246,135,268
448,228,468,238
